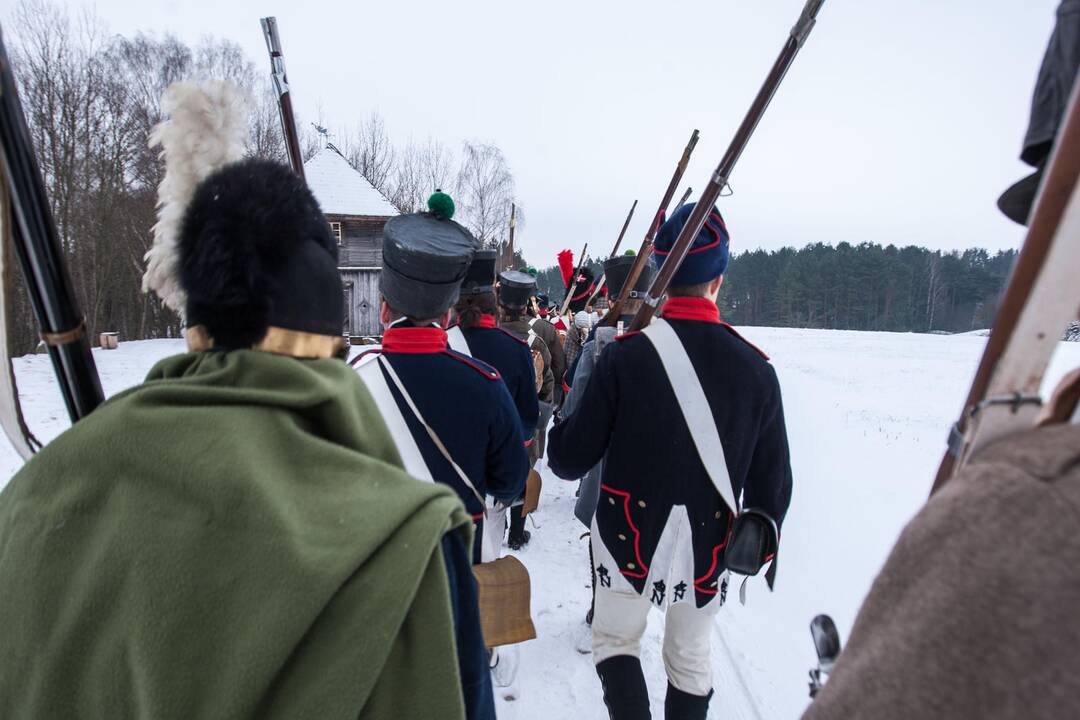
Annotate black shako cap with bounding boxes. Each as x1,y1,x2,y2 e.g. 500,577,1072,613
565,266,596,314
460,249,498,296
603,255,656,300
381,213,478,319
498,270,536,309
180,158,342,349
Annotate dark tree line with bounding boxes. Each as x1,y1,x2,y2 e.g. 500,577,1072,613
536,243,1018,334
719,243,1017,333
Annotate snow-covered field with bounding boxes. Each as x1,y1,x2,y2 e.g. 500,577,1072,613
2,330,1078,719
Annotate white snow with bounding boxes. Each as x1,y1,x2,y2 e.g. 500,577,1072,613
2,330,1078,719
304,147,400,218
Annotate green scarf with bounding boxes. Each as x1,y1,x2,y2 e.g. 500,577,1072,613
0,350,472,719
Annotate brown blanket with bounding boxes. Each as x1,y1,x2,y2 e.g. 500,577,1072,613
804,424,1080,720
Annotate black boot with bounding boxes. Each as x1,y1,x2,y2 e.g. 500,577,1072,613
596,655,651,720
507,505,531,550
508,530,531,551
664,682,711,720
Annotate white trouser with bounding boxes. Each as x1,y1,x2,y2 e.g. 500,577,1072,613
591,586,717,696
481,502,506,562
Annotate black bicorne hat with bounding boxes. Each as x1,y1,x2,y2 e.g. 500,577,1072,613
565,266,596,314
381,212,479,319
498,270,536,310
460,249,498,296
603,255,656,301
180,158,344,355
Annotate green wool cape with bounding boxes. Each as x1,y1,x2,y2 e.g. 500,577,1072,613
0,350,473,720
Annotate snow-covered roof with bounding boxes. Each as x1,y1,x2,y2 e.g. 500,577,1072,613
304,147,399,218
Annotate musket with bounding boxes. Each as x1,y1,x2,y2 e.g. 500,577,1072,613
558,242,589,316
261,17,306,180
931,73,1080,494
673,186,693,214
586,199,638,307
505,203,516,273
628,0,826,332
602,128,699,326
0,31,104,429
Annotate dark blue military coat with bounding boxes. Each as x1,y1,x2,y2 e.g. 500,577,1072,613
548,297,793,608
351,324,528,523
448,314,539,440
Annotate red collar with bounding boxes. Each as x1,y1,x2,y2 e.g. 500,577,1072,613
382,326,448,353
476,314,498,329
661,297,720,324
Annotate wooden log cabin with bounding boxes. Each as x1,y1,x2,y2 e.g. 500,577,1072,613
304,146,400,338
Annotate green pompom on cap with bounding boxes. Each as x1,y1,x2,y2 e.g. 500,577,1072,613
527,266,537,276
624,249,636,256
427,190,455,219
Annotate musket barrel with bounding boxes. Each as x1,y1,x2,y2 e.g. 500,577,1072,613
261,17,306,181
0,31,104,423
587,198,640,306
603,128,699,326
629,0,826,332
673,187,693,214
609,199,638,259
559,242,590,316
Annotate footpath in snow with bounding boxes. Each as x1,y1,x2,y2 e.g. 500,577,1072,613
1,330,1078,719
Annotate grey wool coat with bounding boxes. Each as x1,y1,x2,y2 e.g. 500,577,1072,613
804,424,1080,720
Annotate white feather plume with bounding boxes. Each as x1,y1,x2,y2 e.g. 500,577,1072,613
143,80,251,315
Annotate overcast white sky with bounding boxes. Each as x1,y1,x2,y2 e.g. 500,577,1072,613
1,0,1063,266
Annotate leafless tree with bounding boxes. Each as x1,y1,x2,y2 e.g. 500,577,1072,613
343,110,394,192
386,138,456,213
5,0,291,352
3,0,529,354
422,138,455,194
454,141,516,246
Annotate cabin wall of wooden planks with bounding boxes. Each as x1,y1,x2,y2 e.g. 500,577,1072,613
330,214,391,338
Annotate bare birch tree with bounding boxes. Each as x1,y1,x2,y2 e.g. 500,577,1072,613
454,141,516,246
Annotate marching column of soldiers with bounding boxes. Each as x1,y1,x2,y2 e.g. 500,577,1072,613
0,87,793,720
5,5,1080,718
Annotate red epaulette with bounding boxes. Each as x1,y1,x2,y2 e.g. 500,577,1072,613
496,327,529,346
442,350,502,381
720,322,770,361
349,347,383,367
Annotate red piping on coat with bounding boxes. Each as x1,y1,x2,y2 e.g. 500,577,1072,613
694,510,734,595
600,484,649,579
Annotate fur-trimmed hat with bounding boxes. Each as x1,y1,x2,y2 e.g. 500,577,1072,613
143,81,344,357
180,158,343,350
653,202,730,286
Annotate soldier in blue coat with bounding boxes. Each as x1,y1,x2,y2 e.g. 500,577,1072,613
499,270,552,551
448,249,540,442
350,194,528,565
548,203,793,720
447,251,540,558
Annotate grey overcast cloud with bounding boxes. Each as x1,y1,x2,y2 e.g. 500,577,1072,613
2,0,1060,266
